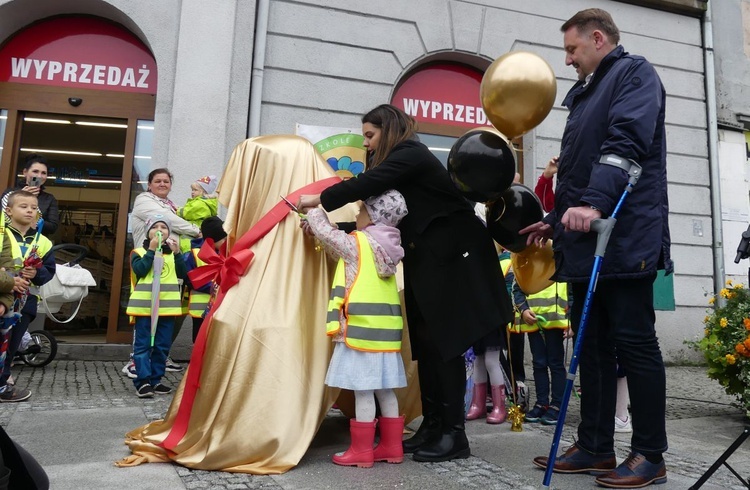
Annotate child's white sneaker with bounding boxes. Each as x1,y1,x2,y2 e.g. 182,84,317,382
165,357,183,372
615,415,632,433
122,360,137,379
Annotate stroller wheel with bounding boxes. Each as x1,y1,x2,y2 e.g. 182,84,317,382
21,331,58,367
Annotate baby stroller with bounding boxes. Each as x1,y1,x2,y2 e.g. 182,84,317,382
25,244,93,367
13,331,57,368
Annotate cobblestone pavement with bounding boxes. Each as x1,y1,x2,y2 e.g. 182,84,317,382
1,361,747,489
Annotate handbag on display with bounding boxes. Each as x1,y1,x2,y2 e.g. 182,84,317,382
39,262,97,324
56,210,78,245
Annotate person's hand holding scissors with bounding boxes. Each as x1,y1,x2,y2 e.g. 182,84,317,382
297,194,321,213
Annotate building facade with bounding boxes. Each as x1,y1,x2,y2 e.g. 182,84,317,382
0,0,714,360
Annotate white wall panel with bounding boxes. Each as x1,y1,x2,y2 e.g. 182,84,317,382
667,126,709,158
668,183,711,216
666,155,709,186
669,214,713,247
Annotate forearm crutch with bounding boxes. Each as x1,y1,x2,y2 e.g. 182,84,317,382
543,156,642,489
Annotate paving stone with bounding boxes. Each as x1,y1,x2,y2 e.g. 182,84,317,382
3,360,748,489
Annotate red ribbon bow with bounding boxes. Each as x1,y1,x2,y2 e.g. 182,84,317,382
187,239,254,292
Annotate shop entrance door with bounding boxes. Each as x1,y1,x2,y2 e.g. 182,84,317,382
0,84,156,343
13,111,126,339
0,15,158,343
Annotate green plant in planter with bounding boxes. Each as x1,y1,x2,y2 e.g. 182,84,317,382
687,281,750,418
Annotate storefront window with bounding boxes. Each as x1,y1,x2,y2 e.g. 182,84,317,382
131,120,154,198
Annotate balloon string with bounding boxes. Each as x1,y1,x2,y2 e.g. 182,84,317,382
495,198,507,221
506,325,518,407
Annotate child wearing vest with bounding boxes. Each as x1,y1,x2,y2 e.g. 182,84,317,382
497,248,529,411
1,191,55,402
126,213,187,398
184,216,227,342
466,252,525,424
178,175,218,253
304,189,408,468
512,279,568,425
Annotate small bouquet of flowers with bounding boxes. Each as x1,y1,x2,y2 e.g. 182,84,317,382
688,280,750,418
12,245,43,313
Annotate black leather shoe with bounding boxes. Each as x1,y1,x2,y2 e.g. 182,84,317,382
533,444,617,474
402,416,441,454
412,429,470,462
595,452,667,488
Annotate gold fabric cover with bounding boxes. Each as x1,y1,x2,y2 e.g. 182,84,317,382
119,135,420,474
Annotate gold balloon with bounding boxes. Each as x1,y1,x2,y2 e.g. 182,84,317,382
511,240,555,295
480,51,557,139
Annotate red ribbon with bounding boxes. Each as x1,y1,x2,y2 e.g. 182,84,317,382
160,176,341,451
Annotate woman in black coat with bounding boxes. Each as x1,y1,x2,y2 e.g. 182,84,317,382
1,154,59,238
299,104,513,462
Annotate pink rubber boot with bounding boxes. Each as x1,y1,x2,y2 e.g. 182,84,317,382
465,382,487,420
487,385,507,424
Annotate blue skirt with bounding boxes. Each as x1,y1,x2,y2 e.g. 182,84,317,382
325,342,407,391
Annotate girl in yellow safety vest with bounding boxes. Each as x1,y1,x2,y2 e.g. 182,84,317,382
303,189,408,469
126,214,187,399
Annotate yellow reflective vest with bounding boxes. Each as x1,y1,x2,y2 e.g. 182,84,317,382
187,247,211,318
500,256,511,278
499,252,516,332
7,228,53,268
126,248,183,316
6,227,53,295
511,282,568,333
326,232,403,353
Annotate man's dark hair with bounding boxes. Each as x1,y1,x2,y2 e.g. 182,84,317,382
561,8,620,45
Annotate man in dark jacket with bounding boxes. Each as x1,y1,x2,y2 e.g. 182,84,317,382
523,9,671,488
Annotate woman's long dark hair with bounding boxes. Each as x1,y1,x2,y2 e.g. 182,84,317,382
362,104,417,169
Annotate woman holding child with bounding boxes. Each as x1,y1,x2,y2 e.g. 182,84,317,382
299,104,513,462
130,169,201,247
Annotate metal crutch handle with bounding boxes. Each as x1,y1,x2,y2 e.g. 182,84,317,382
590,217,617,257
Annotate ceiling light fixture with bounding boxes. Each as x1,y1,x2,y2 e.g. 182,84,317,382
106,154,125,158
427,147,451,152
24,117,71,124
20,147,102,157
75,121,128,129
57,177,122,184
134,155,152,159
137,125,154,130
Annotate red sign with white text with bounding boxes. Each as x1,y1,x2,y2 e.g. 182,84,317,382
392,64,490,128
0,17,157,94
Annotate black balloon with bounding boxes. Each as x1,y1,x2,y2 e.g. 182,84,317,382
447,129,516,203
486,184,543,253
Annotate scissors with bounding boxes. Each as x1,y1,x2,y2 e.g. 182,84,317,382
280,195,306,218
